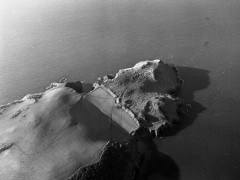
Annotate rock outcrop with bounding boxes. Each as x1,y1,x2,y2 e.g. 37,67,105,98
93,60,186,137
0,60,187,180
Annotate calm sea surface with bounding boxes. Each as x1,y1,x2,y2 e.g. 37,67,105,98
1,0,240,179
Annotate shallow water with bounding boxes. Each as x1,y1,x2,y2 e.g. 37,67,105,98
1,0,240,179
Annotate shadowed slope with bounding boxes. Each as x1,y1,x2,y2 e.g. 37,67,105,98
161,66,210,136
0,83,133,180
0,60,189,180
94,60,186,137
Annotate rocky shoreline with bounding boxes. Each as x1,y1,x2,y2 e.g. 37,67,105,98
0,60,187,180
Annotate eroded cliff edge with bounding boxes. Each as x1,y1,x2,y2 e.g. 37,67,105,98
0,60,187,180
93,60,186,137
68,60,187,180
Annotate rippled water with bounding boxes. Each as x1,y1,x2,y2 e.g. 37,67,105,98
1,0,240,179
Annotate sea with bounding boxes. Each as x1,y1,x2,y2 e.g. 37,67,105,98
1,0,240,179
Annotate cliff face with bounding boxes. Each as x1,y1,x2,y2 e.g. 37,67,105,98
0,60,186,180
94,60,185,137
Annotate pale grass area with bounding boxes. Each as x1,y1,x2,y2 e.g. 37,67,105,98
0,84,134,180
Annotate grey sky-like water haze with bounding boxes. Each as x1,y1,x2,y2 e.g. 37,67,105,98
1,0,240,179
